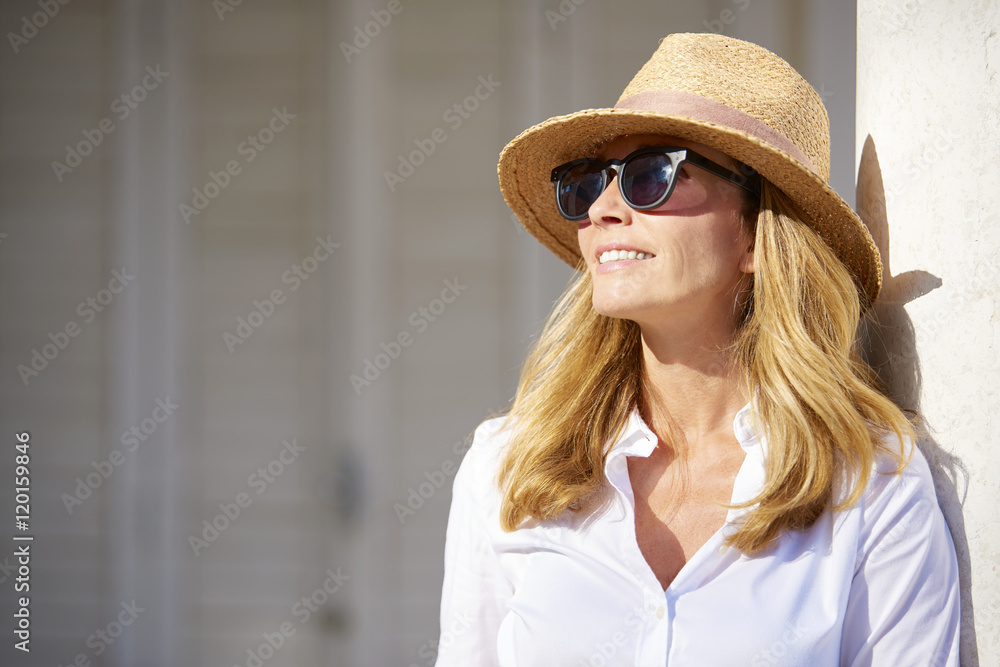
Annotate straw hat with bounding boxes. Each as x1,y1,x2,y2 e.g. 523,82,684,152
498,32,882,306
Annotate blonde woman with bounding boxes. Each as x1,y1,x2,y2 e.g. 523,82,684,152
436,33,960,666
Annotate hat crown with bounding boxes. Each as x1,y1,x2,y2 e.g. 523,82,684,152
617,33,831,181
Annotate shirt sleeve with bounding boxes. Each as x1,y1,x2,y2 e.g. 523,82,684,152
840,442,961,667
435,419,513,667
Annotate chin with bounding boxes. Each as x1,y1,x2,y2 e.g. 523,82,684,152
591,295,647,321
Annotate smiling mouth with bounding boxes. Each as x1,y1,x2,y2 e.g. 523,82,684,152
598,249,655,265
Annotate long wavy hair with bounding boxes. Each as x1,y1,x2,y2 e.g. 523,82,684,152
494,180,913,554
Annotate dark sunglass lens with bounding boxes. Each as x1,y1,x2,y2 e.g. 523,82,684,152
558,163,605,218
621,154,673,208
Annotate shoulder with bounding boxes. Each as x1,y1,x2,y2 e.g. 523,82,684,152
842,432,955,564
855,433,937,514
837,434,961,664
470,414,513,451
452,414,515,505
464,414,515,469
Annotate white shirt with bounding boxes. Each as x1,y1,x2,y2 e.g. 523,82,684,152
436,403,960,666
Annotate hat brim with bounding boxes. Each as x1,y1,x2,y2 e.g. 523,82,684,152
498,107,882,307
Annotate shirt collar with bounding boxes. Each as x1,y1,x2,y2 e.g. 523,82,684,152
605,407,659,461
606,401,762,458
601,409,658,490
601,401,768,522
732,401,763,453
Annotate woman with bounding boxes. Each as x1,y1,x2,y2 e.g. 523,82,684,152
436,33,960,666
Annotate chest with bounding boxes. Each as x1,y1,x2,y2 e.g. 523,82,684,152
491,488,852,667
628,451,745,590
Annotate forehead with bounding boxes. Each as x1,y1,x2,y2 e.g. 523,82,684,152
594,133,738,169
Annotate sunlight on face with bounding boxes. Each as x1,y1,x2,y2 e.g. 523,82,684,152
576,134,755,333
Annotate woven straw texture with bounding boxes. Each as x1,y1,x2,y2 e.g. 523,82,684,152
497,33,882,306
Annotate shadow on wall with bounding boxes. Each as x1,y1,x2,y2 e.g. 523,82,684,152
856,135,978,665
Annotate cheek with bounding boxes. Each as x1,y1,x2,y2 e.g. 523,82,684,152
577,220,610,267
699,192,752,261
670,219,751,283
577,225,592,262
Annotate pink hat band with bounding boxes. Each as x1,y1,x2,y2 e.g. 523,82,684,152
614,90,819,175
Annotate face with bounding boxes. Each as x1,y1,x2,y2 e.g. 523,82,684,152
575,134,755,332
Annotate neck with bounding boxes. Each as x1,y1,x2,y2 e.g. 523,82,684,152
637,312,748,454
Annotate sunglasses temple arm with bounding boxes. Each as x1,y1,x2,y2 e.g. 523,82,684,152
687,154,759,196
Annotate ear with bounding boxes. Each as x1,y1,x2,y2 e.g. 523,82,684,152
739,242,755,274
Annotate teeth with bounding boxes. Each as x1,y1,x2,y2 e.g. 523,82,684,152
599,249,652,264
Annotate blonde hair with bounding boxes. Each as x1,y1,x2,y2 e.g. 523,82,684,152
495,180,912,554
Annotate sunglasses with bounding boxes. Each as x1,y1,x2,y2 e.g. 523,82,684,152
550,146,759,221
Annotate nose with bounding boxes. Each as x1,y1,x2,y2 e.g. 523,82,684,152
587,170,632,227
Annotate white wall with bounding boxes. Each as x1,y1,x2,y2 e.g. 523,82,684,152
857,1,1000,664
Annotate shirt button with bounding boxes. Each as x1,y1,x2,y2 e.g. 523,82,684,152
656,606,665,619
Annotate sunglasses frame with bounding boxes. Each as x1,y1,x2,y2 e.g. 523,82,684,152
550,146,760,221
